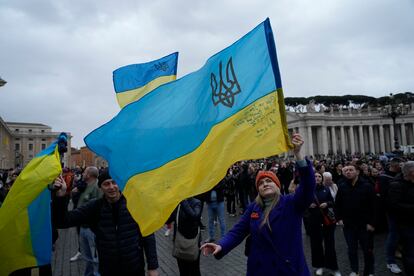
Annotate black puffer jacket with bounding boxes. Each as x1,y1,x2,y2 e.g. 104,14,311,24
388,176,414,228
53,195,158,276
167,197,202,239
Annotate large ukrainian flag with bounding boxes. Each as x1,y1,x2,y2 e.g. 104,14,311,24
85,18,291,236
113,52,178,108
0,134,64,275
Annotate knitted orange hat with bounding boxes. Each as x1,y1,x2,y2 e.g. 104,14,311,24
255,171,281,190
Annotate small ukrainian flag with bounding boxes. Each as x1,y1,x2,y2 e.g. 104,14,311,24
113,52,178,108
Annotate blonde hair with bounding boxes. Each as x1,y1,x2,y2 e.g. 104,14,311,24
255,191,280,231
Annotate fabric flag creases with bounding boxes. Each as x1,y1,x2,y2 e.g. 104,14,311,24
113,52,178,108
85,18,291,236
0,134,64,275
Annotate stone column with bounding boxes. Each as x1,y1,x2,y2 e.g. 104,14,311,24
401,123,407,146
321,126,329,155
412,123,414,145
412,123,414,144
340,126,346,154
379,124,386,153
359,125,365,154
307,126,314,157
349,126,356,154
369,125,375,154
390,123,395,150
331,127,337,154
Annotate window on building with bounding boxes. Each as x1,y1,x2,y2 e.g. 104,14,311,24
29,129,32,132
15,129,19,132
29,138,33,141
15,143,20,151
29,143,33,151
15,138,20,141
41,130,45,133
41,144,46,150
29,154,33,158
41,138,46,141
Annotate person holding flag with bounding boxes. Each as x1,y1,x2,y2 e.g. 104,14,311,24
52,169,159,276
0,133,67,276
201,133,316,276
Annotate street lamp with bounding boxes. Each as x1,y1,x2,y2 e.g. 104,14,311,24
0,77,6,87
378,93,410,153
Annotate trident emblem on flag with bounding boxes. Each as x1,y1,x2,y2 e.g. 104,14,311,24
154,62,169,72
211,58,241,108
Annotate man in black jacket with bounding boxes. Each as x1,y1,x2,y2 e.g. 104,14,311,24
52,170,159,276
379,158,403,274
336,164,376,276
388,161,414,275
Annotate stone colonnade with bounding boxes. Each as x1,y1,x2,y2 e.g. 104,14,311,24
287,110,414,156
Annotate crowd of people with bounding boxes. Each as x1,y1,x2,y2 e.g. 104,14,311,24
1,134,413,276
200,148,413,276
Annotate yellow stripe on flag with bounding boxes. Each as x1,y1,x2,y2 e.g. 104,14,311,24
0,147,61,275
124,90,291,235
116,75,176,108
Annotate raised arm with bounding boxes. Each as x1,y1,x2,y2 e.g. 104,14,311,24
291,133,316,212
52,175,100,228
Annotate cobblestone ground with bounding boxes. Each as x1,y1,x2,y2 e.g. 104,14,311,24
51,205,405,276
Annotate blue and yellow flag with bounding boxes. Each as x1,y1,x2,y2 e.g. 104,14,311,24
85,18,291,236
0,134,65,275
113,52,178,108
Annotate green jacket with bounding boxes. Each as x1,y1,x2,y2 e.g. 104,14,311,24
78,179,102,208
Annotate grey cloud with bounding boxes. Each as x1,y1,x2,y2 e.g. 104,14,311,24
1,0,413,147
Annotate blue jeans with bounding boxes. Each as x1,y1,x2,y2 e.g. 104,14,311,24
80,227,100,276
385,215,399,264
207,201,226,240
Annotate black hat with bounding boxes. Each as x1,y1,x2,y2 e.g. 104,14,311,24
98,169,111,187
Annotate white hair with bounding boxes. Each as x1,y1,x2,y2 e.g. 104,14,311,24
86,166,99,178
402,161,414,177
323,172,332,179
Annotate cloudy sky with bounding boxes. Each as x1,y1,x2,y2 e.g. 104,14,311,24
1,0,413,147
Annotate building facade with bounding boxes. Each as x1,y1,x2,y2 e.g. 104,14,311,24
287,106,414,157
0,116,71,169
0,117,13,169
71,146,108,168
3,106,413,169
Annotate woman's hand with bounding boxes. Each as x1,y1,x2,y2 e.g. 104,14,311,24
309,203,317,208
147,270,159,276
200,243,222,256
292,133,304,161
366,224,375,232
319,203,328,209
